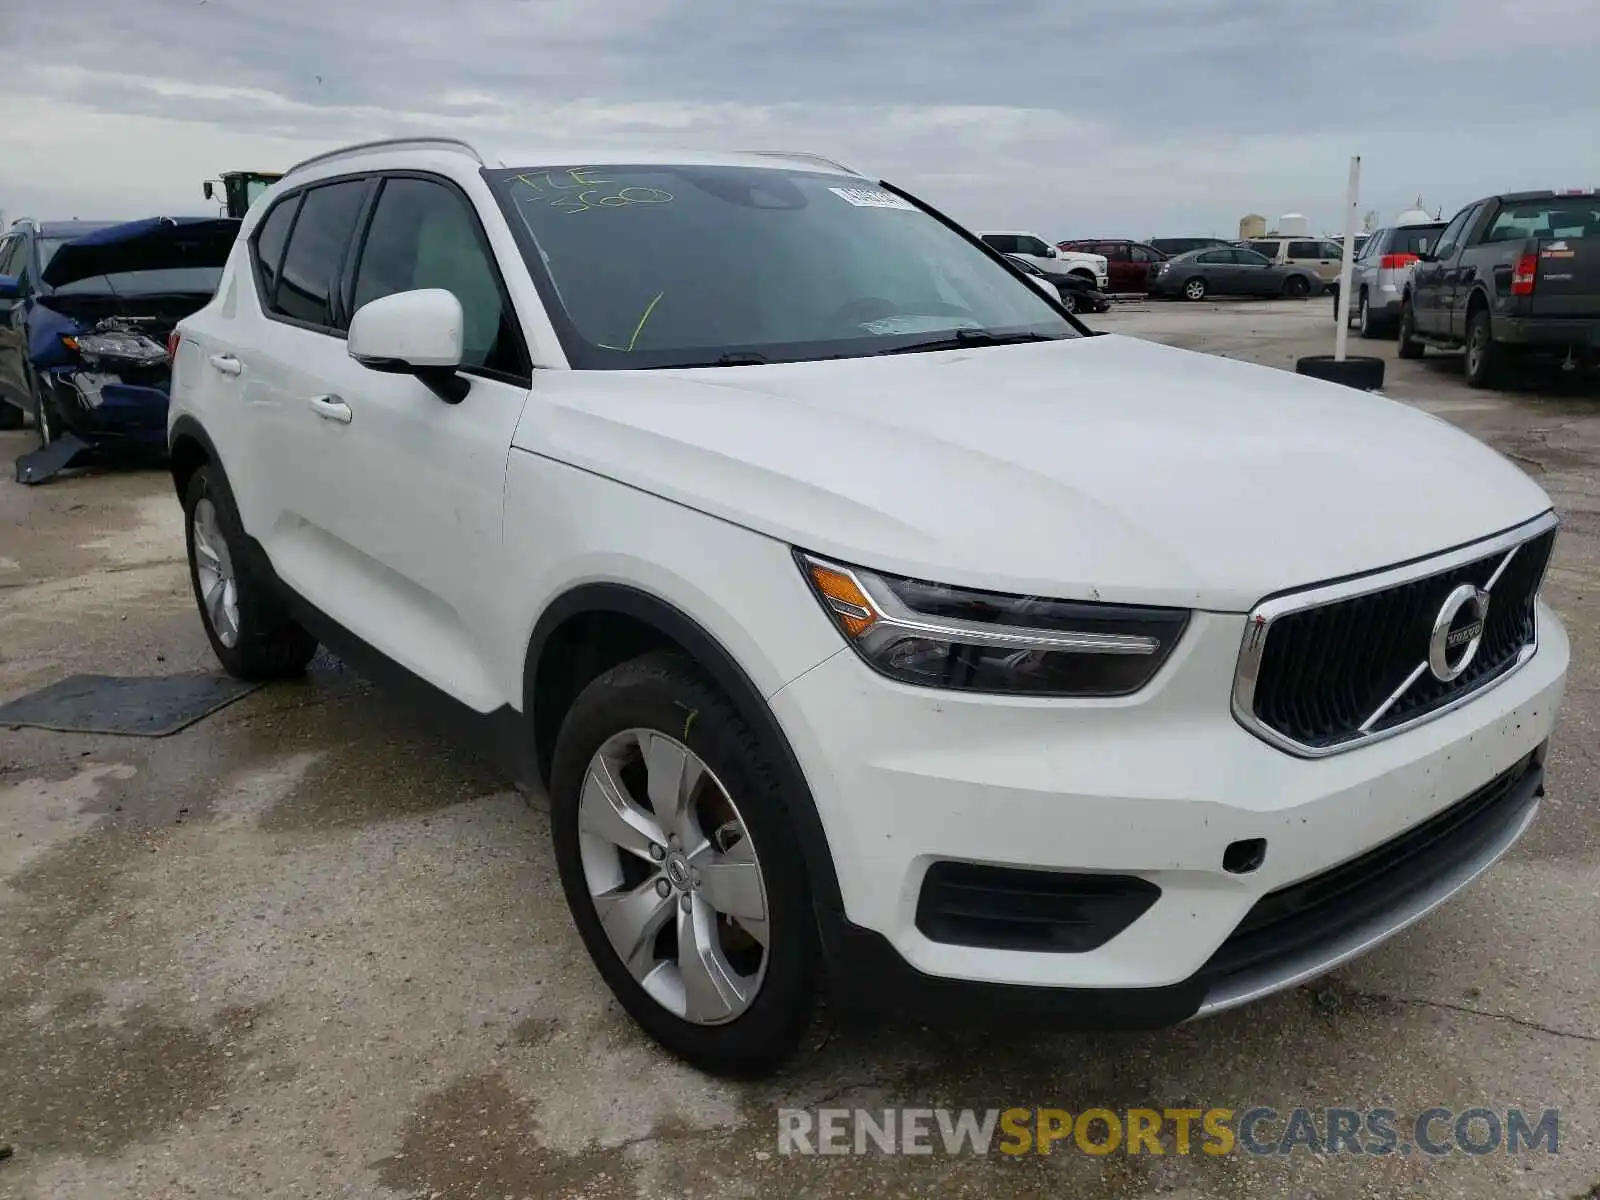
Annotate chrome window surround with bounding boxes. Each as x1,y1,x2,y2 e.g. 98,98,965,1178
1231,510,1559,759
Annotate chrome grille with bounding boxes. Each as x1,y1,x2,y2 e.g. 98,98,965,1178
1233,515,1557,756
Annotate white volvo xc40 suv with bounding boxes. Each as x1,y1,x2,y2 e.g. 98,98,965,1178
167,138,1567,1077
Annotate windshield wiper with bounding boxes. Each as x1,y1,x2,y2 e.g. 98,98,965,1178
876,329,1060,355
650,352,771,369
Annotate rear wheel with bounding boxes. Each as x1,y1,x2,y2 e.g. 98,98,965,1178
1182,277,1207,301
549,652,818,1078
1464,308,1502,388
1357,291,1381,339
183,464,319,680
1397,301,1425,358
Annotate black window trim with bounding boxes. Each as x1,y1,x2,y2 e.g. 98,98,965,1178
250,171,377,339
344,169,532,387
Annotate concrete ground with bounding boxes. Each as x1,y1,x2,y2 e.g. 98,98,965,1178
3,299,1599,1199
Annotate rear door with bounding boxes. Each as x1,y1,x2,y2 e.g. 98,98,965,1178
1128,243,1164,292
1097,241,1135,292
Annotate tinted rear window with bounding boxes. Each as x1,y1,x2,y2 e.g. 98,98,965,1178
1484,199,1600,242
1387,225,1446,256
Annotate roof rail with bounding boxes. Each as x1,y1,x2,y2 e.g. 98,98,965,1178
284,136,493,177
736,150,858,176
9,216,39,230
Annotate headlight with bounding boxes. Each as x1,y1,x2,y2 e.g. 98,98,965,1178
63,331,169,366
797,553,1189,697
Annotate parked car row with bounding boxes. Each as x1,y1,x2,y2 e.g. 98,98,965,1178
1389,190,1597,388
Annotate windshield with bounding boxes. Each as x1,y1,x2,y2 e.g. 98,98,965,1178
488,164,1075,369
52,266,224,297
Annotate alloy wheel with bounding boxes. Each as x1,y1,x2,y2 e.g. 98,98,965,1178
191,498,241,648
577,728,770,1025
1184,279,1206,301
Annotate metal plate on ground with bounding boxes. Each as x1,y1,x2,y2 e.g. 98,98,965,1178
0,673,263,736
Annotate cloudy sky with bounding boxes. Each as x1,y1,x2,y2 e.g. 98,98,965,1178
2,0,1596,238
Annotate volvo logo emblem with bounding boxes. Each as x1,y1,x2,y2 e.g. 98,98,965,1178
1428,584,1491,683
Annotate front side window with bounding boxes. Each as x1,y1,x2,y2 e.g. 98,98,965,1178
1016,235,1052,256
489,166,1075,369
273,179,370,329
1197,250,1230,264
352,176,524,376
1430,208,1474,259
1233,249,1272,266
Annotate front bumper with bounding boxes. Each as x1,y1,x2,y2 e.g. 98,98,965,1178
772,602,1568,1021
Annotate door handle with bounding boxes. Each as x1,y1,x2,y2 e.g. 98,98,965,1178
208,353,243,377
307,394,353,424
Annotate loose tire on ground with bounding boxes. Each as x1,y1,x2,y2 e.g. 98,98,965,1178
549,652,819,1078
183,464,319,680
1295,354,1386,391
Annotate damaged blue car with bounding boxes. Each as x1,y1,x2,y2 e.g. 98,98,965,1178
0,216,238,464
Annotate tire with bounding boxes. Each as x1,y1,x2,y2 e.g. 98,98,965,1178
1283,275,1311,298
549,652,819,1078
1295,354,1386,390
1357,291,1382,339
1057,290,1078,313
1396,300,1425,359
1463,307,1502,388
1182,277,1207,301
182,464,318,680
29,366,59,446
1329,285,1340,322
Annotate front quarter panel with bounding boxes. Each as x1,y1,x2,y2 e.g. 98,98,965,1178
495,447,847,712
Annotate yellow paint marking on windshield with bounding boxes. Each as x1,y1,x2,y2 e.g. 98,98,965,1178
597,292,666,353
514,172,674,215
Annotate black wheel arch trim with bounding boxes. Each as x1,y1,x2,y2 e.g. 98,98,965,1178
522,581,848,943
168,415,222,499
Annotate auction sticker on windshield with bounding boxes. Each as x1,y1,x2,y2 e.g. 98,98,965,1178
830,186,916,210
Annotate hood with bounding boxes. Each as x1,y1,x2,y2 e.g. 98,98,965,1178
515,335,1552,611
42,216,240,289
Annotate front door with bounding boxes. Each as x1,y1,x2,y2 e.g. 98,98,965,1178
287,173,534,711
1411,206,1472,335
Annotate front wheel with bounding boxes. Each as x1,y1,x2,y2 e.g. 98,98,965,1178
183,464,319,680
1182,277,1207,301
30,368,60,446
549,652,818,1078
1283,275,1310,298
1057,290,1079,313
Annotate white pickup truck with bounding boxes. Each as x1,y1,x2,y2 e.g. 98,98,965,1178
978,231,1109,291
